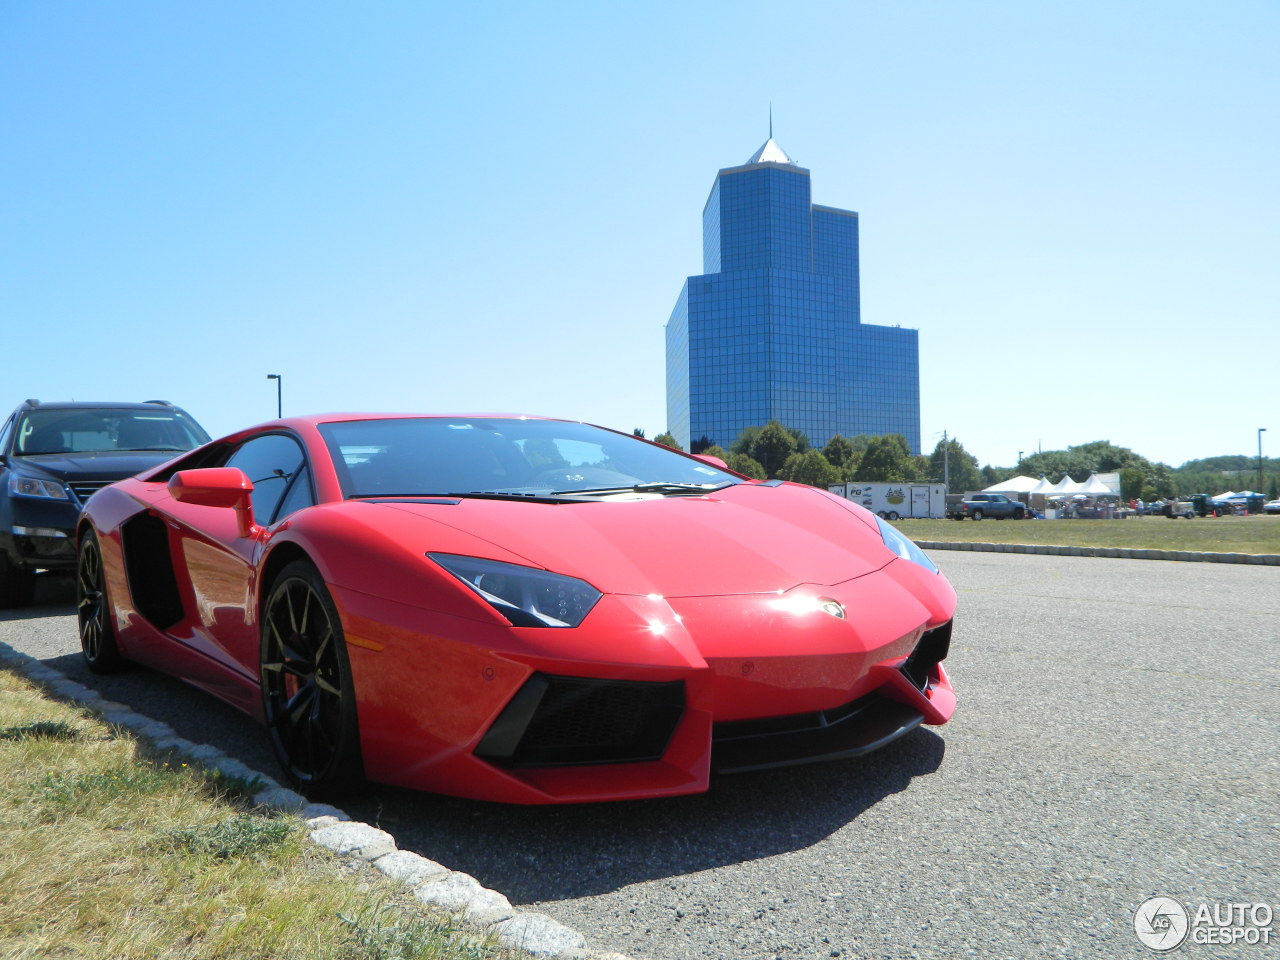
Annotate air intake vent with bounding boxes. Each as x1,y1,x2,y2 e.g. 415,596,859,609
476,674,685,768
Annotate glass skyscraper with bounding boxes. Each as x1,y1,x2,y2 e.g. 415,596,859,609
666,139,921,453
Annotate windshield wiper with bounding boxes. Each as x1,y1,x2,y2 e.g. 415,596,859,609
551,481,737,497
349,491,578,504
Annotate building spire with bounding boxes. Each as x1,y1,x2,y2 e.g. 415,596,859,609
746,103,794,165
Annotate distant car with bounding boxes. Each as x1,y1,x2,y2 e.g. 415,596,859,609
0,399,209,606
1264,499,1280,515
75,413,957,804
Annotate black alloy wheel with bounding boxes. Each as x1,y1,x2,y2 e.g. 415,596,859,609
260,560,361,796
77,531,125,672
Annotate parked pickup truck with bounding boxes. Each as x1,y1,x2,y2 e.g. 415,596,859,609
950,493,1027,520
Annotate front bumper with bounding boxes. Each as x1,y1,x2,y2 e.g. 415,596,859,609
3,498,80,571
340,558,958,804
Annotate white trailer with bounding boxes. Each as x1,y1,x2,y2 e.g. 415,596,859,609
827,481,947,520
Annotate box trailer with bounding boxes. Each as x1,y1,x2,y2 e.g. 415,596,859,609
827,482,947,520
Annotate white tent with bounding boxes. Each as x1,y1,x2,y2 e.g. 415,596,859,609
1048,475,1080,496
982,475,1039,494
1029,476,1054,496
1078,473,1118,497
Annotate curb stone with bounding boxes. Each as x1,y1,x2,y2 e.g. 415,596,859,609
917,541,1280,565
0,639,630,960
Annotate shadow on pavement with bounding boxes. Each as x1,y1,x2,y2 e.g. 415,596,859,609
344,728,945,904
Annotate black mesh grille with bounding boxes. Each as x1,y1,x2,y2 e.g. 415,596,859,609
476,674,685,768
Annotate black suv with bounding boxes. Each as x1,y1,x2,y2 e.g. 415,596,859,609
0,399,210,607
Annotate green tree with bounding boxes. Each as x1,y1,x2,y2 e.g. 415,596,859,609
749,421,799,477
729,425,763,457
1120,467,1144,502
652,431,680,450
632,428,646,438
700,444,730,460
857,435,916,481
928,438,982,494
777,449,839,487
725,452,766,479
823,434,860,480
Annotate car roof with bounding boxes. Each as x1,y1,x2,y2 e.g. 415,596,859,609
15,399,186,412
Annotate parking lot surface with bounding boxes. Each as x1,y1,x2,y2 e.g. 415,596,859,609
2,552,1275,959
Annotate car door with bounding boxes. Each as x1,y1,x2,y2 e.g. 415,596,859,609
170,432,311,680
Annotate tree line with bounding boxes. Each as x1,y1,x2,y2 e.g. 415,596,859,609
633,425,1279,500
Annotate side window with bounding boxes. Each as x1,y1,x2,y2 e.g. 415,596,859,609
223,434,306,526
0,416,12,456
275,464,314,521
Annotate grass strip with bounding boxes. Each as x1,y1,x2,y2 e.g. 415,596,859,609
896,514,1280,555
0,668,516,960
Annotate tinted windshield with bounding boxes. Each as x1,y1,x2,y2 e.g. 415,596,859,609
319,418,741,498
15,408,210,455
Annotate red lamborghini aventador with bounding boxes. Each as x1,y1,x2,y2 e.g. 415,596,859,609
76,414,956,804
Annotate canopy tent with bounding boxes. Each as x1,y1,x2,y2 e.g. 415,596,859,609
1077,473,1118,497
982,475,1040,494
1048,475,1081,496
1029,476,1055,496
1213,490,1262,501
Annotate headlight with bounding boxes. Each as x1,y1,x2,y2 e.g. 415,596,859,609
428,554,602,628
8,475,70,501
875,516,937,573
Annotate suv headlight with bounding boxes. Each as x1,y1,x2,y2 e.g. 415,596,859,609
428,554,602,628
8,475,70,501
875,516,937,573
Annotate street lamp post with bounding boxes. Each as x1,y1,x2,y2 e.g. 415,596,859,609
267,374,282,418
1259,428,1267,494
1017,450,1024,471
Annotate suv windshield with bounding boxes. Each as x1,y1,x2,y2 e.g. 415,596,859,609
14,408,210,456
319,418,741,498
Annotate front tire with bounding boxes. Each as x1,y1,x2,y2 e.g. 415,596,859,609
77,531,125,673
260,560,362,797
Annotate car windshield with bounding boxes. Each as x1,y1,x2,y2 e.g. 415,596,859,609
14,408,210,456
319,418,742,498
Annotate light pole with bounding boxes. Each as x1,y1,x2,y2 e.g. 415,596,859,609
1017,450,1024,472
267,374,282,418
1259,428,1267,494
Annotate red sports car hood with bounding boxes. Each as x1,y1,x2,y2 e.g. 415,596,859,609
363,483,891,597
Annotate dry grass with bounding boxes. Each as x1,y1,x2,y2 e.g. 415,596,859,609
896,514,1280,555
0,669,509,960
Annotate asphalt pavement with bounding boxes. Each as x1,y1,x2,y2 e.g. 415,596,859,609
2,552,1276,959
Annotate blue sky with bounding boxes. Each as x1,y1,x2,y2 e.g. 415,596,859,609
3,1,1276,470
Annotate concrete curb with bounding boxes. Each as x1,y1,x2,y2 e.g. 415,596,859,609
916,541,1280,565
0,640,624,960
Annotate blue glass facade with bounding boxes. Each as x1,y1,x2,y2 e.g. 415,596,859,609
666,142,921,454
